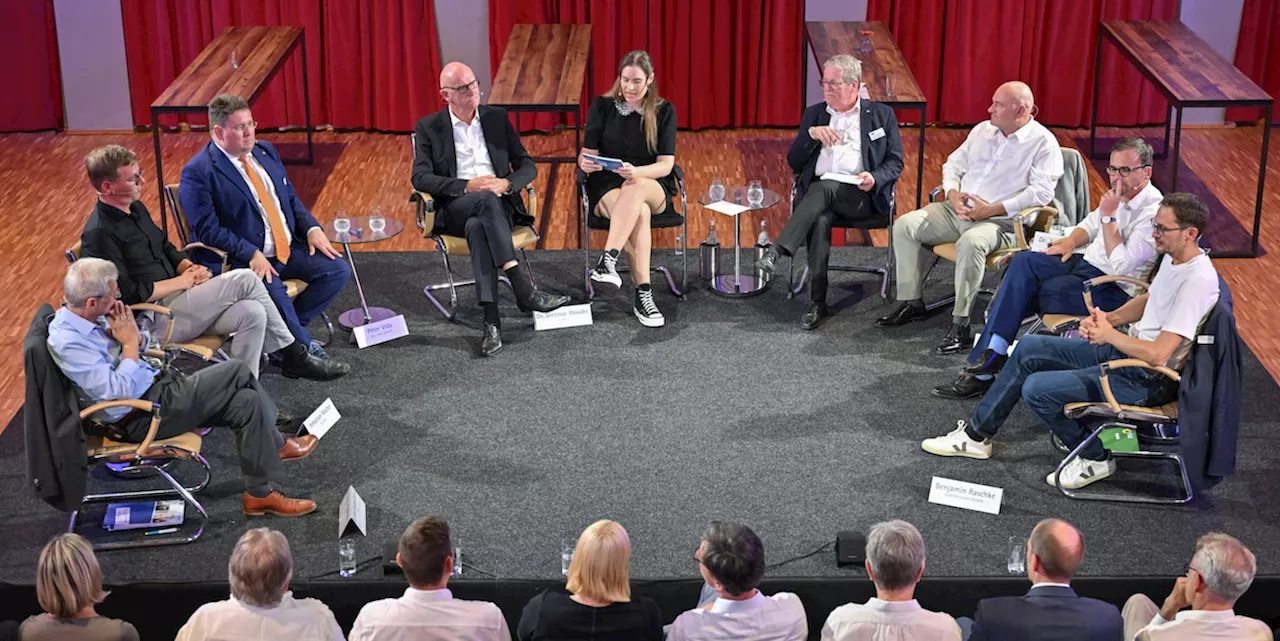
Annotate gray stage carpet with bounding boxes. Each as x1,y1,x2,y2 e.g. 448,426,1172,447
2,247,1278,584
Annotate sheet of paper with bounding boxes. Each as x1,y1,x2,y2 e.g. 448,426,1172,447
704,201,751,216
820,172,865,186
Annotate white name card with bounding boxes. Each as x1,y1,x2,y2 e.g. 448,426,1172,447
533,303,594,331
928,476,1004,515
338,485,367,537
353,314,409,348
302,397,341,439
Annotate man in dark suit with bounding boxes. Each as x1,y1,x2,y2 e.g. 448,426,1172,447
412,61,569,356
178,94,351,372
963,519,1122,641
757,54,903,329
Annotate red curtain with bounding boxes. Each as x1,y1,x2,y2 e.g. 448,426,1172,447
0,0,63,132
1227,0,1280,123
120,0,444,131
868,0,1177,127
488,0,804,132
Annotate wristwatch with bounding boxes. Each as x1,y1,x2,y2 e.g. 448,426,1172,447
1101,215,1116,224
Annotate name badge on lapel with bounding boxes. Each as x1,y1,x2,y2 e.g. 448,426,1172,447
869,128,886,141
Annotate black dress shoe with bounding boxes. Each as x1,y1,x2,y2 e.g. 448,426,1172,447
934,323,973,355
756,247,780,278
480,323,503,356
281,351,351,381
876,302,927,327
517,290,572,314
932,373,994,400
801,303,829,330
962,350,1008,376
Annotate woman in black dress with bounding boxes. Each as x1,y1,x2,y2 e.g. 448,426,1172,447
580,50,678,328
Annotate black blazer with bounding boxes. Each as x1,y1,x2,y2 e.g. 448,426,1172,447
788,100,903,216
410,105,537,232
23,304,88,512
969,585,1123,641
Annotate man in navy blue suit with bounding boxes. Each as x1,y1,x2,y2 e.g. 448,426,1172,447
179,94,351,375
963,519,1122,641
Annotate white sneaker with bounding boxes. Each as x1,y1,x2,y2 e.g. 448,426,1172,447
921,420,992,459
590,252,622,288
1047,456,1117,490
633,288,665,327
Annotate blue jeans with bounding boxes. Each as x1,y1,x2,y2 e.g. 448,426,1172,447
265,243,351,344
969,334,1177,460
969,252,1130,363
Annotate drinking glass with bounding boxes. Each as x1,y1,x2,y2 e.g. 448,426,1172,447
333,215,352,238
561,538,575,576
747,180,765,208
369,208,387,235
338,537,357,578
451,543,463,577
708,178,726,203
883,74,895,98
230,48,239,70
1007,536,1026,575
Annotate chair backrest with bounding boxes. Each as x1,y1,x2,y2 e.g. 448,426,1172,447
1053,147,1088,227
163,184,193,246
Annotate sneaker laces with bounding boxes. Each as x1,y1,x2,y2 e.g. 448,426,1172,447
596,252,618,273
636,288,660,316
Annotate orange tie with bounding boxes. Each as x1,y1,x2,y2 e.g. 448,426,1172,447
239,155,290,264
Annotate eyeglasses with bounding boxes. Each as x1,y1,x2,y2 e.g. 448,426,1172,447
225,120,257,134
1152,223,1191,237
116,170,144,185
1106,164,1150,176
819,80,852,89
444,79,479,94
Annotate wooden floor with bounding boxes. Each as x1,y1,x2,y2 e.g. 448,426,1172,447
3,123,1278,432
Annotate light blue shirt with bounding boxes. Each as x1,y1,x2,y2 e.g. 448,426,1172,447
46,306,159,422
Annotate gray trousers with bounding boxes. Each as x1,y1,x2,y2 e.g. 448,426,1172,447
892,201,1016,318
157,269,294,377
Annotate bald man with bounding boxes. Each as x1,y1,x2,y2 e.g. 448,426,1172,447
878,81,1064,356
411,62,570,356
961,519,1122,641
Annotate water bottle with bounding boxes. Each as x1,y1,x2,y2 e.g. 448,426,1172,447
338,536,357,578
754,220,771,283
699,219,720,281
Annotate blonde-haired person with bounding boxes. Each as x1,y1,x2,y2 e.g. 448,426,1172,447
176,528,343,640
581,50,678,328
517,520,662,640
18,533,138,641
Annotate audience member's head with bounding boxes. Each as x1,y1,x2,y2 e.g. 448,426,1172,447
864,520,927,595
397,516,453,589
989,81,1035,131
1155,193,1209,256
439,61,481,116
1027,518,1085,584
1108,137,1154,198
697,520,766,597
64,257,120,316
228,528,293,607
35,533,108,617
566,520,632,604
208,93,256,157
821,54,862,112
84,145,143,206
1187,532,1256,607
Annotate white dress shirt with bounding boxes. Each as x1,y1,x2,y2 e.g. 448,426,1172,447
1071,181,1162,286
941,119,1063,218
215,143,294,258
175,592,345,641
1136,608,1273,641
821,598,961,641
450,109,496,181
815,101,864,177
349,587,510,641
667,590,807,641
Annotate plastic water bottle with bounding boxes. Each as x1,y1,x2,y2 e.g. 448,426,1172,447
451,545,463,577
755,220,772,283
560,539,575,576
700,219,720,281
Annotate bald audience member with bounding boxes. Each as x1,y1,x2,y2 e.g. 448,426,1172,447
878,81,1063,356
963,519,1121,641
411,61,569,357
1123,533,1271,641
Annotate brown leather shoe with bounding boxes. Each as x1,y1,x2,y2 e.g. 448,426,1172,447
243,490,317,517
277,435,318,461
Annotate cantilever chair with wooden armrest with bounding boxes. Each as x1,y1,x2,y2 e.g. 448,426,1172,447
162,184,335,345
579,165,689,300
1028,274,1153,339
409,134,541,320
785,174,897,300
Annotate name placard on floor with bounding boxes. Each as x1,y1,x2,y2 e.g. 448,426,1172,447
353,314,408,348
928,476,1004,515
533,303,593,331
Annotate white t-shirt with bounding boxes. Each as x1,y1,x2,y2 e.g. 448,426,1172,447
1128,251,1219,343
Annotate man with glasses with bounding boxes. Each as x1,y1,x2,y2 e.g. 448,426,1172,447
411,61,569,357
79,145,344,387
921,193,1219,491
876,81,1064,355
932,138,1161,400
179,94,352,372
755,54,903,329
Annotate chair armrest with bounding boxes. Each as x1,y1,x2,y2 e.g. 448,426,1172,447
411,190,436,237
130,303,176,345
525,184,536,220
930,185,944,202
80,399,163,455
172,343,215,360
1082,274,1150,309
1097,358,1182,413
